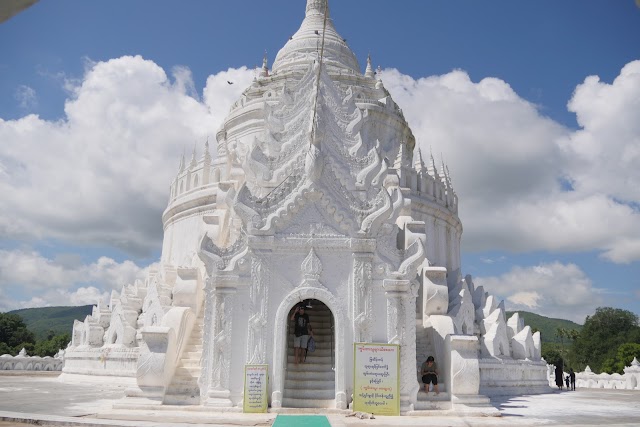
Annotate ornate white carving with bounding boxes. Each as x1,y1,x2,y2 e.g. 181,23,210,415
302,247,322,277
352,254,373,343
247,257,269,364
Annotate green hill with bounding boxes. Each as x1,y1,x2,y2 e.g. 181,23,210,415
506,310,582,343
8,305,94,340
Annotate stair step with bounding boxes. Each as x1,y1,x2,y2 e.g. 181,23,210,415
286,370,336,381
283,388,335,399
285,379,335,390
175,366,200,375
287,355,334,364
282,398,335,408
416,391,449,401
285,363,334,372
184,344,203,351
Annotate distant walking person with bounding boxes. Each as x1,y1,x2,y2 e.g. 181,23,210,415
565,375,570,389
569,368,576,391
421,356,440,395
555,363,564,390
290,305,313,367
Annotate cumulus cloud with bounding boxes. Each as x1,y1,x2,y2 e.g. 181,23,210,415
0,249,154,310
474,262,603,323
380,62,640,263
0,56,254,256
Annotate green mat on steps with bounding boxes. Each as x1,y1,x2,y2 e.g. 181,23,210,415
272,415,331,427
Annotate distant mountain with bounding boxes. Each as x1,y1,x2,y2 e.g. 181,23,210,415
506,310,582,343
8,305,94,341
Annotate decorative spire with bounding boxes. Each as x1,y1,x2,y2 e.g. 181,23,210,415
414,147,426,171
364,54,375,78
259,51,269,78
306,0,329,17
190,143,197,168
393,142,406,170
203,137,211,163
428,149,439,179
178,149,185,173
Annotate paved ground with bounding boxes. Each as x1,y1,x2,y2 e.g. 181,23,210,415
0,373,639,426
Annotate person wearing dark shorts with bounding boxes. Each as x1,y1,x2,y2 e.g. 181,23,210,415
290,305,313,367
421,355,440,394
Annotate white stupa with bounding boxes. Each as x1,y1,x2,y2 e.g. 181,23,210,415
62,0,549,414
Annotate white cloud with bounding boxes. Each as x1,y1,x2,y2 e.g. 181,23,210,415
0,249,153,310
474,262,603,323
380,62,640,263
14,85,37,110
0,56,254,256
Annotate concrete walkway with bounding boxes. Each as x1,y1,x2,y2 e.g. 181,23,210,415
0,373,639,426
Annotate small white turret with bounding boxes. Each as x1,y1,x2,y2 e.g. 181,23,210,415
259,52,269,78
365,54,375,78
190,144,197,169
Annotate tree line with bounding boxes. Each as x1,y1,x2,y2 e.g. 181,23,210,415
0,313,70,357
542,307,640,374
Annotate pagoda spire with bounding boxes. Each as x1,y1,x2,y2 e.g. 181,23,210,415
259,51,269,78
203,137,211,163
190,143,197,168
428,149,439,179
306,0,329,17
178,148,185,173
364,54,375,78
414,147,426,171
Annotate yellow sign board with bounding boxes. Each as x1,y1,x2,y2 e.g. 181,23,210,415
353,343,400,416
243,364,269,413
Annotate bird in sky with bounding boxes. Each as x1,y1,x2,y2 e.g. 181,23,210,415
227,81,234,85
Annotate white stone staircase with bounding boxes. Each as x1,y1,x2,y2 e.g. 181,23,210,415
282,304,336,408
414,321,451,410
163,309,204,405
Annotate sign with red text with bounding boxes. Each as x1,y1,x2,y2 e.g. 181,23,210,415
353,343,400,416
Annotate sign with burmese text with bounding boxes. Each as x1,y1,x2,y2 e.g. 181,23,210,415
353,343,400,416
243,364,268,413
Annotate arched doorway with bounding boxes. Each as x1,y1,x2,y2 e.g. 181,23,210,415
283,299,336,408
271,287,347,410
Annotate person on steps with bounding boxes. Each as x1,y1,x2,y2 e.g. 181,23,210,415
420,355,440,395
290,305,313,367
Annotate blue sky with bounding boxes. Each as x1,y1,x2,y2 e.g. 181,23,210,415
1,1,639,323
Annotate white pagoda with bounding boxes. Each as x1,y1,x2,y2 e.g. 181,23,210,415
62,0,549,414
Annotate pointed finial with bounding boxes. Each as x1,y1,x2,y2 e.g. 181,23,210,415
414,147,425,171
190,143,197,168
306,0,329,17
365,54,375,78
393,142,405,169
428,149,439,179
203,137,211,163
178,148,185,173
259,51,269,78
